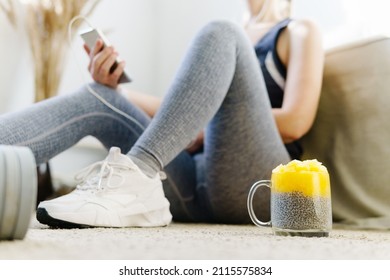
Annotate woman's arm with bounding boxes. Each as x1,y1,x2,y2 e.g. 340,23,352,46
273,19,324,143
120,88,161,118
84,40,162,118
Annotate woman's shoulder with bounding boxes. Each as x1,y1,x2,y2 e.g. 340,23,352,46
276,18,323,67
285,18,322,42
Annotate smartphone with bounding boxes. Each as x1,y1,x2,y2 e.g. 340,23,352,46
80,28,132,83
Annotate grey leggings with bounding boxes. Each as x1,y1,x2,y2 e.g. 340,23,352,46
0,21,290,224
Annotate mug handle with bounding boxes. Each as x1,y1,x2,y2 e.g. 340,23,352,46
247,180,272,227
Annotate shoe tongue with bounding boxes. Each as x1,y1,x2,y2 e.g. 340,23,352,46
106,147,133,166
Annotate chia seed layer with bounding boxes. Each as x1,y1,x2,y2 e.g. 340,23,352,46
271,191,332,231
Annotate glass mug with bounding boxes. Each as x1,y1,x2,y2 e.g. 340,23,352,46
247,160,332,237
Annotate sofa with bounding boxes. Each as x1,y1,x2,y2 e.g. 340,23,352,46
301,36,390,229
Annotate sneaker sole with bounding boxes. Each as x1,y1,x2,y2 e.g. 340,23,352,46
36,206,172,228
36,208,91,229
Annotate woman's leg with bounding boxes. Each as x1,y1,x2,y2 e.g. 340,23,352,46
0,82,201,223
129,21,291,223
0,83,150,164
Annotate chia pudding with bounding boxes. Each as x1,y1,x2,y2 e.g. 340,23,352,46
271,191,332,237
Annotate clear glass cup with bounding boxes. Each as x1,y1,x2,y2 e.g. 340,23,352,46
247,160,332,237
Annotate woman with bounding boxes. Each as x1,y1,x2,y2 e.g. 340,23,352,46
0,0,324,227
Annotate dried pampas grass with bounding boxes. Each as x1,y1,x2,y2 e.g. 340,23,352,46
0,0,17,27
25,0,100,101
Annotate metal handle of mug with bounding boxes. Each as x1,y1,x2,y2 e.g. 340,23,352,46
247,180,271,227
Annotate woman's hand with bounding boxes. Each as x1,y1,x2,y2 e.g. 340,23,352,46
186,130,204,154
83,39,126,89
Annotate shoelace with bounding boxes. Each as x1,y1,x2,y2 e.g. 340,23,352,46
74,160,131,191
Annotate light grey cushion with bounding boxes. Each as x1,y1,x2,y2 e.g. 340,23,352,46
301,36,390,229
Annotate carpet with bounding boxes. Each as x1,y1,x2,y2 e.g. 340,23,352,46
1,215,389,260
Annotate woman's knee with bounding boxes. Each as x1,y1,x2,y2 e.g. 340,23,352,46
198,20,245,44
203,20,242,35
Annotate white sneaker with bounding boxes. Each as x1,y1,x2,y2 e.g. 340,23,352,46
36,147,172,228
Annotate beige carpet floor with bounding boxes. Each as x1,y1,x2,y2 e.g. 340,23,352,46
1,215,390,260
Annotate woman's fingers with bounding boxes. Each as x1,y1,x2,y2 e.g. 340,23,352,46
85,39,124,88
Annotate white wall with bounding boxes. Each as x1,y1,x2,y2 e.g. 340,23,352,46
293,0,390,49
59,0,245,97
0,6,34,113
2,0,390,112
153,0,245,95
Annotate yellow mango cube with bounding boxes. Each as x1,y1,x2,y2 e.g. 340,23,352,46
271,159,331,198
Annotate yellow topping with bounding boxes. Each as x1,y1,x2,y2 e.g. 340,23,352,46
271,159,331,198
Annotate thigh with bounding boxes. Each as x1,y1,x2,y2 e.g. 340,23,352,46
204,43,291,224
0,83,151,164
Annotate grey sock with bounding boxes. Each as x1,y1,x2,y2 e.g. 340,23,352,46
128,147,161,178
